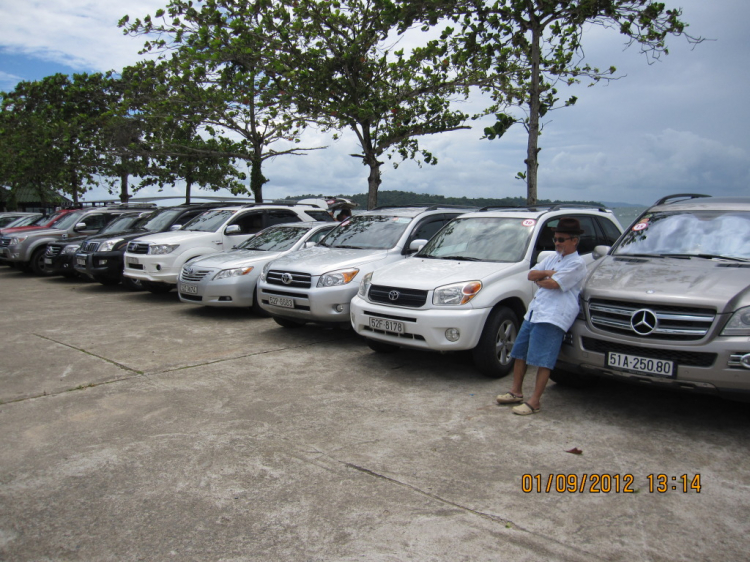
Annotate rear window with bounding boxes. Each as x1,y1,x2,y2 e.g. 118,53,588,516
305,209,335,222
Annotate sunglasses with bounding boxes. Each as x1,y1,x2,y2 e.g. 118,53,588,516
553,236,574,243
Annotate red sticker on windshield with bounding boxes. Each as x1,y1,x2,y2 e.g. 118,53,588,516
522,219,536,227
632,222,648,231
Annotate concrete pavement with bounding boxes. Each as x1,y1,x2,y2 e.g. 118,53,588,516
1,266,749,561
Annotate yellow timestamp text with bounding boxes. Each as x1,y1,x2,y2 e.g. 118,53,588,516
521,473,701,493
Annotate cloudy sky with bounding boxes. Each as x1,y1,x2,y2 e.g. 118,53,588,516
1,0,748,206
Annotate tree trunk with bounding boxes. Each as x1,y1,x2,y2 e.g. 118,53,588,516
250,155,267,204
185,179,192,205
525,18,542,206
119,172,130,203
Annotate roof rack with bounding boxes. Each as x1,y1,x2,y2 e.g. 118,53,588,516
104,202,158,209
371,204,478,211
479,203,610,213
653,193,711,206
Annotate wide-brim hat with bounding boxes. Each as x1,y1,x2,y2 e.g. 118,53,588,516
552,217,584,235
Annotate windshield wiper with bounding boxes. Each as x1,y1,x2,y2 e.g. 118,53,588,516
333,244,365,249
692,253,749,262
439,255,482,261
616,253,664,258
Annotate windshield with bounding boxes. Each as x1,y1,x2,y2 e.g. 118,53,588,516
51,210,86,230
97,213,151,235
319,215,413,250
6,216,39,227
182,209,237,232
419,217,534,262
138,208,184,232
614,210,750,260
238,226,308,252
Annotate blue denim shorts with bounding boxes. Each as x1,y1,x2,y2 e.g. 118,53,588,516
510,319,566,370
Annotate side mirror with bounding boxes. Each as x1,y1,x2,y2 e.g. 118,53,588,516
592,245,612,260
169,224,182,231
536,250,555,265
225,224,241,235
408,239,428,253
74,222,87,231
304,241,317,248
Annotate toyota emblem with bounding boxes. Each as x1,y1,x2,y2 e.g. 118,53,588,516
388,290,400,301
281,272,293,285
184,267,193,275
631,309,658,336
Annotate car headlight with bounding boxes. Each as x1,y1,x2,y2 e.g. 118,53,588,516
9,236,27,245
433,280,483,305
62,244,81,255
260,261,273,281
149,243,180,255
317,268,359,287
358,272,373,298
721,306,750,336
213,266,254,280
98,238,123,252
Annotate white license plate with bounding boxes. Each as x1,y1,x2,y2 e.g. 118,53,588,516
126,256,139,265
180,283,198,294
607,352,674,377
368,317,405,334
269,296,294,309
0,248,7,257
44,258,53,265
76,257,86,266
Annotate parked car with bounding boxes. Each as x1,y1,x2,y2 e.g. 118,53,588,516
349,205,623,377
123,203,327,294
44,211,155,278
554,194,750,402
257,205,476,328
0,209,78,240
75,203,248,289
0,204,156,275
178,221,337,313
0,212,42,228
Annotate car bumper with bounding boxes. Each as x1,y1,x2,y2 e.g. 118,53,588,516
74,251,123,279
44,254,76,275
556,320,750,398
123,254,179,284
257,280,356,323
350,295,490,351
178,271,260,307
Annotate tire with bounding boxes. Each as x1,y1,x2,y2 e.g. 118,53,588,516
93,274,121,286
273,317,306,329
366,339,400,353
122,277,144,291
472,306,519,378
141,281,174,294
550,368,599,389
29,247,49,276
251,286,270,317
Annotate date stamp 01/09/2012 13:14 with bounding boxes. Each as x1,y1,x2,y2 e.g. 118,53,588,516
522,473,702,494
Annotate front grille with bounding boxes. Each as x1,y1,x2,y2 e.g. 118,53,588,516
81,241,100,252
581,337,716,367
0,238,10,248
266,270,312,289
181,268,210,282
369,285,428,307
45,245,62,257
587,298,715,341
127,242,149,254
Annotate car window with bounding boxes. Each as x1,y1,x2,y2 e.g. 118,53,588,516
51,211,86,230
137,208,184,231
239,226,306,251
183,210,237,232
304,209,336,222
319,215,414,250
265,210,303,227
308,225,336,244
542,215,598,255
596,217,622,245
81,214,111,230
411,217,448,242
97,214,144,234
230,211,264,234
420,217,534,262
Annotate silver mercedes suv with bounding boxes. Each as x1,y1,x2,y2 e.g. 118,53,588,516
554,194,750,401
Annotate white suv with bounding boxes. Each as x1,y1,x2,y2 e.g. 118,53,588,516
257,206,475,327
350,205,623,377
123,204,326,293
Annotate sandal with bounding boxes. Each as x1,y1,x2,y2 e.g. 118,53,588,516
512,402,541,415
496,392,523,404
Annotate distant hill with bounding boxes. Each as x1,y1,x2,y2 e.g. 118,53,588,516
293,190,608,209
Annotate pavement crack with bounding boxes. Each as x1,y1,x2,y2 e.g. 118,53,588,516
33,334,144,375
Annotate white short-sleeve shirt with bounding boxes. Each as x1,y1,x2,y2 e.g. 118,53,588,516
525,251,588,332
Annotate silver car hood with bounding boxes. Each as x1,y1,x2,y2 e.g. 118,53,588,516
268,246,391,273
372,258,518,290
585,255,750,311
188,249,283,269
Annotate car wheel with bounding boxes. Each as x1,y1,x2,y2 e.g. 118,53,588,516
472,306,519,378
273,317,306,329
93,274,120,286
141,281,174,294
251,287,270,317
366,339,400,353
122,277,144,291
550,368,598,389
29,247,48,276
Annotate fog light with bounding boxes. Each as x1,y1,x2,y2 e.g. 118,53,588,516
445,328,460,342
335,304,345,313
156,264,161,271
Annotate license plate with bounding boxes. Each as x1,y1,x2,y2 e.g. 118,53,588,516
607,352,674,377
44,258,52,265
368,317,405,334
76,257,86,266
0,249,7,257
180,283,198,294
126,256,139,265
269,296,294,309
